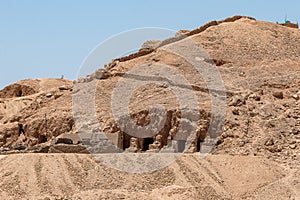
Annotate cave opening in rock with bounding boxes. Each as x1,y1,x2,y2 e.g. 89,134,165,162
122,132,132,150
17,89,22,97
197,139,202,152
142,137,154,151
38,135,48,144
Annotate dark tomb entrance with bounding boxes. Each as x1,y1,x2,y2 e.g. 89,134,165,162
123,133,132,150
197,139,202,152
142,138,154,151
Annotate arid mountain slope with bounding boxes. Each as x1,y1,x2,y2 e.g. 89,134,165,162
75,16,300,163
0,16,299,199
0,16,299,160
0,78,74,149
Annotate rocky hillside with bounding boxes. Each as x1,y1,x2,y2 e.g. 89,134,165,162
0,78,74,151
0,15,300,200
76,16,300,165
0,16,299,166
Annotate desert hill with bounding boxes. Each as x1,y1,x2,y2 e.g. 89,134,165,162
0,16,299,199
0,78,73,149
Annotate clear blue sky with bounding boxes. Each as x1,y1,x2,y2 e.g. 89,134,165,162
0,0,299,89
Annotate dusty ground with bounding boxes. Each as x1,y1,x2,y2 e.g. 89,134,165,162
0,153,299,200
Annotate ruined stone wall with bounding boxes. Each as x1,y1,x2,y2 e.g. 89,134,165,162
280,22,299,29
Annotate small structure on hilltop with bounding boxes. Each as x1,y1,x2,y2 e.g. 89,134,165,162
277,17,299,29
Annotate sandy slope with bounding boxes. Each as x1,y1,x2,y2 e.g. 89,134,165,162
0,153,299,200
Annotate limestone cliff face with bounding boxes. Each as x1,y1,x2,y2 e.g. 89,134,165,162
0,78,74,149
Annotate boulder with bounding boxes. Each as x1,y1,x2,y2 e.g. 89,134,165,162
140,40,161,51
55,133,81,145
228,96,246,106
13,144,26,151
27,145,50,153
45,93,53,98
273,91,284,99
58,85,71,91
55,138,73,145
292,94,299,100
48,144,88,153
